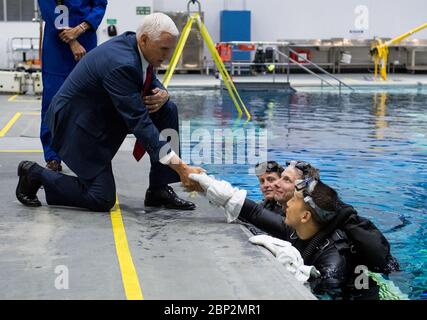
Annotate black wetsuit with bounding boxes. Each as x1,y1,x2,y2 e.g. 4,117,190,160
262,199,283,215
239,199,380,299
238,199,283,235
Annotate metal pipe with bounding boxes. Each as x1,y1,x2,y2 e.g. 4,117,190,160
276,50,339,89
286,46,290,83
287,48,354,90
187,0,201,15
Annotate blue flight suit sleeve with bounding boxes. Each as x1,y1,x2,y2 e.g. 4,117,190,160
83,0,108,30
37,0,57,27
103,65,171,163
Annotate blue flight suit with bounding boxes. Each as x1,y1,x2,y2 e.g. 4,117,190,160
38,0,107,162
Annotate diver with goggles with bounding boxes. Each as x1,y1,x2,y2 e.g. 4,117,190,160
189,160,398,299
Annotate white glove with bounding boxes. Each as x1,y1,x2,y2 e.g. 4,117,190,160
189,173,247,223
224,189,246,223
249,235,292,248
249,235,292,255
206,179,238,207
249,235,320,282
188,173,217,192
189,173,235,206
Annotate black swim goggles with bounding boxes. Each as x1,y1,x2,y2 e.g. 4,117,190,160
294,177,336,223
255,161,284,176
286,160,313,176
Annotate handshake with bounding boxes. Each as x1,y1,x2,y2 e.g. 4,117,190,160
187,173,247,222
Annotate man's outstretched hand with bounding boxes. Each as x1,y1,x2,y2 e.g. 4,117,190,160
178,166,206,192
168,152,205,192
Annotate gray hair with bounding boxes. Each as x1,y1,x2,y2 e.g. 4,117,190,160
136,12,179,40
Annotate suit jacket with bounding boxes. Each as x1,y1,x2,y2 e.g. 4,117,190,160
38,0,107,76
45,32,170,180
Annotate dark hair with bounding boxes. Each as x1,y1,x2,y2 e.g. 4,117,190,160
286,160,320,180
255,161,284,176
305,166,320,181
304,180,340,228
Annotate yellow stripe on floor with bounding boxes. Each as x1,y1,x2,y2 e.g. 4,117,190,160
11,99,41,103
0,112,22,137
110,196,144,300
8,95,40,103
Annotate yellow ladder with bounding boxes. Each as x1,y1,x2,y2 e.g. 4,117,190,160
163,1,251,121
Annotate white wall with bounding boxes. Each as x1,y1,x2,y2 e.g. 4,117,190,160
97,0,153,44
0,22,40,69
0,0,426,69
246,0,427,40
154,0,427,41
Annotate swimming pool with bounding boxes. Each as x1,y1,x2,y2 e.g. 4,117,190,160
171,87,427,300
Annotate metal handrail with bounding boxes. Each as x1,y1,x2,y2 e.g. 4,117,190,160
275,49,340,90
218,40,354,92
287,55,339,89
286,47,354,91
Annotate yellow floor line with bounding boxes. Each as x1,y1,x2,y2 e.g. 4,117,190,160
21,112,41,116
0,149,43,153
110,196,144,300
0,112,22,137
11,100,41,103
7,94,40,103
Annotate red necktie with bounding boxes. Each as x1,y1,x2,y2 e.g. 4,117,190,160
133,65,153,161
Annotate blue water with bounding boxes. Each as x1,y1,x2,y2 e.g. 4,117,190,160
171,88,427,300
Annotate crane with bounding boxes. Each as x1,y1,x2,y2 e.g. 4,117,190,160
370,22,427,80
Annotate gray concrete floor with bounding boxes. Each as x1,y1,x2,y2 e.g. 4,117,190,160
0,94,316,300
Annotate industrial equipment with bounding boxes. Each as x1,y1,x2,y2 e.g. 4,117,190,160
0,71,27,94
163,0,251,120
370,22,427,80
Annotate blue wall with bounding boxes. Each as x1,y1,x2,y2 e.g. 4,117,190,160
220,10,251,61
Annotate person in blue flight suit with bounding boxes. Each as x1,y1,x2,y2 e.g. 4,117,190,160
38,0,107,171
15,13,205,212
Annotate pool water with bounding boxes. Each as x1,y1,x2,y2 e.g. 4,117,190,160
171,88,427,300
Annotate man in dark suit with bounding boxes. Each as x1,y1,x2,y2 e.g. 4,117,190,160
16,13,204,212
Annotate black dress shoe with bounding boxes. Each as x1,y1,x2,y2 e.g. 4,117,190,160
16,161,42,207
144,185,196,210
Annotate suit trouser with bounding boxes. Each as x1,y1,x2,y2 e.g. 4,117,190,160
32,163,116,212
31,100,181,212
148,100,181,187
41,73,66,162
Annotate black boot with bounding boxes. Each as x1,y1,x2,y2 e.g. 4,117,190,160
144,185,196,210
16,161,42,207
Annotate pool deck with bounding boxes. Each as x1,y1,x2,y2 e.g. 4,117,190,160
1,72,425,299
159,73,427,90
0,94,316,300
